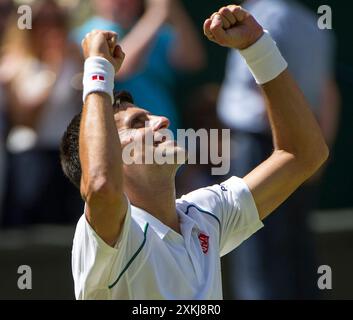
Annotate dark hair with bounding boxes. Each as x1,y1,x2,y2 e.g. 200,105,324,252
60,90,134,190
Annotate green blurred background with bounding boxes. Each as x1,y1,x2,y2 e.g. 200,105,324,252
0,0,352,300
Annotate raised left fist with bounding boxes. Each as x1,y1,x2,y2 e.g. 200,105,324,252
203,5,263,50
81,30,125,73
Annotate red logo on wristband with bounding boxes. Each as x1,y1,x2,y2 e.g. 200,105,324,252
92,75,105,81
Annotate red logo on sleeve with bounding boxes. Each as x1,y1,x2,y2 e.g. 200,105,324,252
92,75,105,81
198,233,209,254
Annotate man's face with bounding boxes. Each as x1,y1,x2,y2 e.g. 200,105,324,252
114,101,186,167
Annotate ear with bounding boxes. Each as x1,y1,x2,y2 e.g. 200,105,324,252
80,176,87,202
118,129,134,147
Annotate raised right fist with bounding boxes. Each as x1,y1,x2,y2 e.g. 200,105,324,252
203,5,263,50
81,30,125,73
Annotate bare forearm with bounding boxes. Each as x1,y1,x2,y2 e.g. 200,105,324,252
262,70,329,165
79,93,123,199
117,9,166,79
202,5,329,220
169,3,206,70
244,70,329,219
79,30,127,245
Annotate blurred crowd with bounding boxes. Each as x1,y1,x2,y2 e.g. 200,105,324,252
0,0,208,226
0,0,342,299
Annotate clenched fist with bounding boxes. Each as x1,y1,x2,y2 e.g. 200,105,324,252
81,30,125,73
203,5,263,50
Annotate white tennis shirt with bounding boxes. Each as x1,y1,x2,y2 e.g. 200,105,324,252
72,176,264,299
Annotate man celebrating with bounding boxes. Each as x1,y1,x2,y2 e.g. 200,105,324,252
60,5,328,299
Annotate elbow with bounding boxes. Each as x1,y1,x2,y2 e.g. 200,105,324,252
311,140,330,170
299,141,330,177
320,142,330,164
82,175,122,205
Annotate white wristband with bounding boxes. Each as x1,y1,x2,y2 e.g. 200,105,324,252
239,30,288,85
82,56,115,104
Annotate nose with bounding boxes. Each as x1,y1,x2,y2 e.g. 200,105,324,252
151,116,170,131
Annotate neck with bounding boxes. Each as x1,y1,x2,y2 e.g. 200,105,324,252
125,167,180,233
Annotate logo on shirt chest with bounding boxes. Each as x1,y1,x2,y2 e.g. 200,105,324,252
198,232,209,254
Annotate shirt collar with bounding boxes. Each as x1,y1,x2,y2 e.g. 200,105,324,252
176,201,204,232
131,205,202,240
131,205,171,239
177,207,200,233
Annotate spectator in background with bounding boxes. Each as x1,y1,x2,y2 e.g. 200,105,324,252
218,0,340,299
0,0,14,222
0,0,83,226
73,0,206,132
0,0,13,43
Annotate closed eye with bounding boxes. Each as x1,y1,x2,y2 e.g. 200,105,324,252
130,114,149,129
131,119,145,129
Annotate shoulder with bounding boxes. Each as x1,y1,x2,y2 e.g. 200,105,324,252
178,176,259,216
176,176,253,221
177,177,262,256
178,176,250,203
72,203,146,254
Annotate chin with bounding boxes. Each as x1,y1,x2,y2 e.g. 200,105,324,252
155,142,187,165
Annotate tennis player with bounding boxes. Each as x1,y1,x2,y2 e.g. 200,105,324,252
60,5,328,299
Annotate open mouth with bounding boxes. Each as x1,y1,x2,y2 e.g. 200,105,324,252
152,128,179,148
154,140,178,148
153,135,168,147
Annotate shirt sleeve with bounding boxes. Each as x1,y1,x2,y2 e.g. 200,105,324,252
71,198,134,299
181,176,264,257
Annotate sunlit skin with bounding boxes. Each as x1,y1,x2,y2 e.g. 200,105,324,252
114,102,186,166
79,5,328,247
